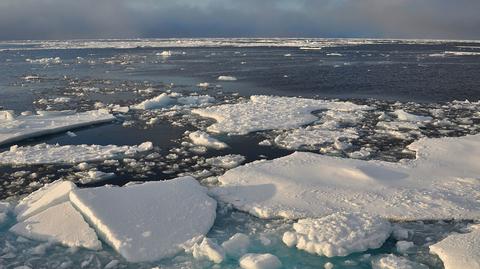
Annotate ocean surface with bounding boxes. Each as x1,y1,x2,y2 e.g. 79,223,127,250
0,39,479,268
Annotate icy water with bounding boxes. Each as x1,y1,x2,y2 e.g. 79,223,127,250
0,39,480,268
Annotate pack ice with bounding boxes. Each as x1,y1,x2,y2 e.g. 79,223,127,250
9,177,217,262
192,95,370,134
0,109,115,146
0,142,153,165
212,134,480,220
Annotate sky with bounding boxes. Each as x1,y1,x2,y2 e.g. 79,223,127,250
0,0,479,40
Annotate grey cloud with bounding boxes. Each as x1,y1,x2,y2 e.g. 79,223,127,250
0,0,479,40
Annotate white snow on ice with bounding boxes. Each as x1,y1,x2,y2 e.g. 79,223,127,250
282,212,391,257
192,95,370,135
206,154,246,169
212,134,480,220
189,131,228,150
10,201,102,250
429,224,480,269
0,109,115,146
372,254,427,269
239,253,282,269
69,177,217,262
0,142,153,165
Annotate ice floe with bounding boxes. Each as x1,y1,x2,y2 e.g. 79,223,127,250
274,127,358,150
189,131,228,150
221,233,250,258
212,134,480,220
206,154,245,169
69,177,217,262
429,224,480,269
15,181,76,221
10,201,102,250
188,237,225,264
372,254,427,269
193,95,370,135
282,212,391,257
239,253,282,269
0,109,115,146
132,93,215,110
0,142,153,165
217,75,237,81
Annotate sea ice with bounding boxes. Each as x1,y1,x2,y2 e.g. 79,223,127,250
14,181,76,221
189,131,228,150
221,233,250,258
212,134,480,220
189,237,225,264
0,109,115,146
132,93,175,110
69,177,217,262
0,142,153,165
132,93,214,110
193,95,370,135
274,127,358,150
10,201,102,250
239,253,282,269
392,109,432,122
282,212,391,257
372,254,427,269
217,75,237,81
429,224,480,269
206,154,246,169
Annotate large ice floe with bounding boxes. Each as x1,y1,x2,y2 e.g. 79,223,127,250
0,142,153,165
429,224,480,269
69,177,217,262
0,109,115,146
9,177,217,263
192,95,370,135
282,212,391,257
212,134,480,220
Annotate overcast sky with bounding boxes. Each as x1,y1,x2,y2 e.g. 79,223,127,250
1,0,479,40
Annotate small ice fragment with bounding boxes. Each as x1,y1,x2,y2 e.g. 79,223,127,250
239,253,282,269
221,233,250,257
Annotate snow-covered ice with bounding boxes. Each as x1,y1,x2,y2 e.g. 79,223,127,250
282,212,391,257
189,131,228,150
193,95,370,135
15,181,76,221
132,93,214,110
274,127,358,150
217,76,237,81
239,253,282,269
188,237,225,264
221,233,250,258
10,201,102,250
212,134,480,220
0,109,115,146
429,224,480,269
0,142,153,165
69,177,217,262
206,154,245,169
372,254,427,269
392,109,432,122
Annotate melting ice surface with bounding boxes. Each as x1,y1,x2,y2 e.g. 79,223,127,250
1,39,480,268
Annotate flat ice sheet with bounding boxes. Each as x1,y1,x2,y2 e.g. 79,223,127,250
212,134,480,220
192,95,370,135
10,201,101,250
429,225,480,269
0,109,115,146
69,177,217,262
0,142,153,165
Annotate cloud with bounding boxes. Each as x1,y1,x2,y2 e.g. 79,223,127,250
0,0,479,40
